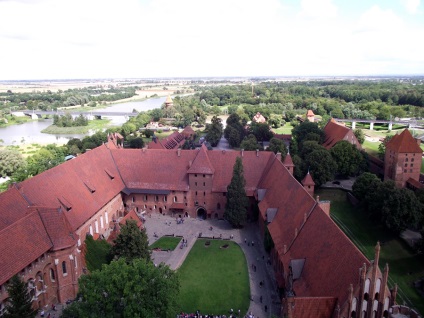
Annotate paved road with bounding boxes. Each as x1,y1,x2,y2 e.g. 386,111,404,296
145,214,280,318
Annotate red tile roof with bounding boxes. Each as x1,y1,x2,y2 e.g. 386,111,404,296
182,126,195,138
301,172,315,186
187,145,215,174
36,207,78,251
120,209,143,229
0,186,30,231
292,297,337,318
283,205,369,304
0,211,52,285
18,145,125,231
283,153,294,167
323,118,353,149
260,159,316,253
386,129,422,153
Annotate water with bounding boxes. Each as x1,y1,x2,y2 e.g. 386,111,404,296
0,97,166,146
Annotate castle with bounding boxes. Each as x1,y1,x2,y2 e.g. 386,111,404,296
0,140,406,317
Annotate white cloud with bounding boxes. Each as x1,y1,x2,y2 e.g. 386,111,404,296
401,0,420,14
299,0,338,18
0,0,423,79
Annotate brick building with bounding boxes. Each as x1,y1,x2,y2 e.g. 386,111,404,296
323,118,362,150
0,141,403,317
384,129,423,188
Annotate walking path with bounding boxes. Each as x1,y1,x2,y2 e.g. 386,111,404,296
145,214,281,317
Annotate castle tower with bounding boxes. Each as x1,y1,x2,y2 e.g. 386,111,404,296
384,129,422,188
165,95,173,108
301,171,315,197
283,152,295,175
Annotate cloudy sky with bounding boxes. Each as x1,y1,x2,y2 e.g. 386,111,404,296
0,0,423,80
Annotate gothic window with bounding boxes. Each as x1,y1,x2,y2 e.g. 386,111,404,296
50,268,55,282
62,261,67,275
174,196,177,202
405,163,408,167
412,158,415,162
164,196,167,202
144,195,148,201
155,195,159,202
132,196,135,202
203,174,205,177
406,158,409,162
195,174,197,177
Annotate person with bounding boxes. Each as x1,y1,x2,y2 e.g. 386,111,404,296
40,309,45,317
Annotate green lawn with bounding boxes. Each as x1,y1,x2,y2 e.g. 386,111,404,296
177,239,250,315
272,123,294,134
149,236,181,250
41,119,111,134
316,189,424,315
362,140,380,156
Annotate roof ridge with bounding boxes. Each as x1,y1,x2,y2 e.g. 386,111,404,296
286,202,318,253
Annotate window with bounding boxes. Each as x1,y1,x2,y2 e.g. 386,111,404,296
174,196,177,202
404,169,407,173
164,196,167,202
406,158,409,162
223,192,226,197
100,216,104,229
144,195,148,201
62,261,67,275
95,220,99,233
195,174,197,177
412,158,415,162
105,211,109,224
132,196,135,203
217,203,221,210
203,192,206,196
411,164,413,167
203,174,205,178
154,205,157,210
155,195,159,202
89,225,93,236
50,269,55,282
195,182,197,186
74,256,78,269
405,163,408,167
195,191,198,196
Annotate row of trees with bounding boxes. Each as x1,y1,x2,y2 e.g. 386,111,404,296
53,114,88,127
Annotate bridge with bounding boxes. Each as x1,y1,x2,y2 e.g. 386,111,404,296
18,110,139,119
333,118,422,130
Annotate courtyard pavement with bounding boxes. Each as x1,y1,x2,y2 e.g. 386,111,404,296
145,213,281,318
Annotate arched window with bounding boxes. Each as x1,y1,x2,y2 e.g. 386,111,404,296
174,196,177,202
62,261,67,275
50,268,56,282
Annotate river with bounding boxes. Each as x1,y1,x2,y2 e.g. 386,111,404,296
0,96,166,146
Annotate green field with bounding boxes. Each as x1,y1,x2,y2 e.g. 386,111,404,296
177,239,250,315
272,123,294,134
316,189,424,315
149,236,181,250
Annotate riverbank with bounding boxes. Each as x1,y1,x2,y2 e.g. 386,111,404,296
41,119,112,134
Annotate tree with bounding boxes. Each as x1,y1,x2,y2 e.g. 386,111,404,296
292,122,325,146
267,138,287,157
227,126,241,148
330,141,365,177
378,135,393,160
249,122,273,142
128,137,144,149
61,258,180,318
205,116,223,147
353,128,365,144
304,149,337,186
224,157,248,228
110,220,151,262
0,148,25,177
352,172,382,202
3,275,37,318
240,134,260,151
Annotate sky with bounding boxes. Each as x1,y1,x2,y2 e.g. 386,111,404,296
0,0,423,80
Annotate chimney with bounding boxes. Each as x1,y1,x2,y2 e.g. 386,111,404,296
276,152,281,161
256,149,259,157
177,148,181,157
241,149,244,157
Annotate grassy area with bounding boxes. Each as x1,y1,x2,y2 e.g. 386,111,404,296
0,115,33,127
0,143,44,158
177,239,250,315
316,189,424,315
149,236,181,250
362,140,380,156
41,119,111,134
272,123,294,134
